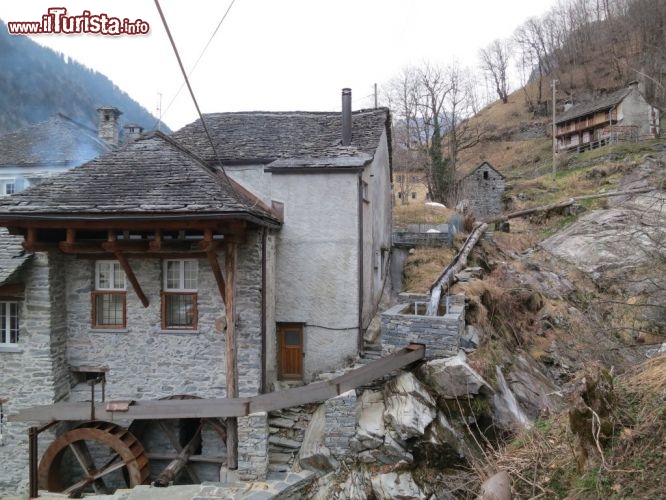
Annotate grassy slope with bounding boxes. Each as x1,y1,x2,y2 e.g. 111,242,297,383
394,80,665,497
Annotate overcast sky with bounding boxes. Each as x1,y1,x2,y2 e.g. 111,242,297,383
0,1,557,131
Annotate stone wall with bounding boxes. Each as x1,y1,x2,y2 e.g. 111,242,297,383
64,232,263,402
237,412,269,480
0,252,69,496
381,295,465,359
0,230,269,493
324,390,357,458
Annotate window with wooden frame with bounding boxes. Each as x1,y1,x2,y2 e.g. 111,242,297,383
92,261,126,329
0,301,19,346
161,260,198,330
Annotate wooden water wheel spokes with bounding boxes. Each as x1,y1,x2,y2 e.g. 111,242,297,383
38,421,150,496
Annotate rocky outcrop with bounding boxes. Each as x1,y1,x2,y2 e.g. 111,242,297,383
505,355,564,420
371,472,427,500
541,192,666,285
355,390,386,449
417,351,493,398
298,405,339,474
383,372,437,440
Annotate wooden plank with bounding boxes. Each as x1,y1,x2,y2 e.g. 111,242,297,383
147,453,226,464
224,241,238,470
10,345,426,423
250,381,337,414
334,345,425,393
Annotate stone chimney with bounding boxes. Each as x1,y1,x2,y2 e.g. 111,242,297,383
342,88,352,146
123,123,144,142
96,106,122,146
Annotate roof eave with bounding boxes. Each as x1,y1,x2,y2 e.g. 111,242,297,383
0,211,282,230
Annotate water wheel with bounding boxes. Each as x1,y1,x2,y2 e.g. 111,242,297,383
38,421,150,496
128,394,227,485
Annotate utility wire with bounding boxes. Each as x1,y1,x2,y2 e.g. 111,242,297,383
154,0,231,183
159,0,236,123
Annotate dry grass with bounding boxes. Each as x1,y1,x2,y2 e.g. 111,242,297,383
402,246,457,293
393,202,455,228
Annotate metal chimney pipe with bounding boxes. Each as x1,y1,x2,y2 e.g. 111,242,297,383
342,88,352,146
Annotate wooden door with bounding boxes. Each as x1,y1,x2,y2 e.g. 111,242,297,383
277,323,303,380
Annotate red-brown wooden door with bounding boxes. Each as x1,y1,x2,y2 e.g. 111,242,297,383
277,323,303,380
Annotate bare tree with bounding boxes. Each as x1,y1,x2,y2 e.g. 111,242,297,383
383,67,430,205
479,39,512,104
418,62,451,203
441,63,483,205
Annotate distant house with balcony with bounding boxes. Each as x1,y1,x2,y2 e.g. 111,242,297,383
555,82,660,153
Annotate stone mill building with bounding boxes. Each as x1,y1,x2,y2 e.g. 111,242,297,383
0,91,393,495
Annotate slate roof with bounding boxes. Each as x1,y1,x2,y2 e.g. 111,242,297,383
0,132,279,226
172,109,391,168
458,161,505,182
0,114,110,167
0,228,31,285
556,87,632,125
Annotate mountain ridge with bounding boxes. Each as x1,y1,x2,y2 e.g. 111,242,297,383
0,19,167,135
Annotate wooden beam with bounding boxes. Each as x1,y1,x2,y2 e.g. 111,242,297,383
201,236,226,304
9,346,426,422
224,241,238,470
59,228,78,253
0,283,25,300
149,229,162,251
113,251,149,308
154,421,200,484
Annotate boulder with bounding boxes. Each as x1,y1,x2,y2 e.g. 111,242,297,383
380,430,413,464
461,324,482,352
384,372,437,440
355,390,386,449
371,472,427,500
340,470,370,500
476,470,512,500
423,412,466,458
298,405,339,474
417,351,493,398
364,314,382,343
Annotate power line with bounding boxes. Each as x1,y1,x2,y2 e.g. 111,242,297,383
153,0,231,182
160,0,236,122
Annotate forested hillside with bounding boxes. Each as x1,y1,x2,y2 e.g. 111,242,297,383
0,19,164,134
384,0,666,206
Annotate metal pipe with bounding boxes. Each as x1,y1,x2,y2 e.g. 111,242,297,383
342,88,352,146
29,427,38,498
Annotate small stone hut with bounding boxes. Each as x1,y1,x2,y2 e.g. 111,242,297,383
457,161,505,219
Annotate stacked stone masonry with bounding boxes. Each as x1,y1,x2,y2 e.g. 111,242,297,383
381,294,465,359
323,390,357,458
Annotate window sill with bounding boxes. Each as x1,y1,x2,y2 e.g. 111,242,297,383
90,329,129,334
0,345,22,353
159,329,200,335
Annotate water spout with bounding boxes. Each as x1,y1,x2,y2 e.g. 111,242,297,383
426,285,441,316
493,366,532,429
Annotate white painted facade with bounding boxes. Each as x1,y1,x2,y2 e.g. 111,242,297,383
225,128,392,384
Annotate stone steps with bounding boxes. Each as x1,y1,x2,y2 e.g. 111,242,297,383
266,405,314,472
